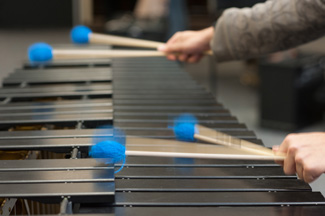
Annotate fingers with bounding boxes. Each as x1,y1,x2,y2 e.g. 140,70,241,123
283,144,297,175
178,53,189,62
278,134,293,153
291,148,320,183
276,132,325,183
158,30,208,63
296,163,304,180
188,54,203,63
162,51,202,63
166,54,203,63
159,32,186,54
166,53,177,61
303,168,320,183
301,158,323,183
159,43,188,62
272,145,284,166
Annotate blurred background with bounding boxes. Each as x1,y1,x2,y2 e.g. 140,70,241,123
0,0,325,194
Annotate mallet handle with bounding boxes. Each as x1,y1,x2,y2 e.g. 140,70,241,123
126,150,285,161
90,33,165,49
195,125,281,157
52,49,165,59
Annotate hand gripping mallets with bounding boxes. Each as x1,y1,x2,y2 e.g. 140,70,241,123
70,25,213,55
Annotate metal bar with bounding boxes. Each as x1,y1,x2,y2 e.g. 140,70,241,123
115,166,294,179
0,169,114,183
114,191,325,207
104,206,325,215
0,159,111,171
0,182,115,204
115,178,310,192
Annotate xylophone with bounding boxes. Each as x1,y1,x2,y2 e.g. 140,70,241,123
0,46,324,216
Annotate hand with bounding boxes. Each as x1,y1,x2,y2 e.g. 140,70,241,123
158,27,214,63
273,132,325,183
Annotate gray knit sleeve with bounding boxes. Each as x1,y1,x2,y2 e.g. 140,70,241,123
211,0,325,62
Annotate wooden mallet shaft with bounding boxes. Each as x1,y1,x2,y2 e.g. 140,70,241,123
125,137,285,161
126,150,285,161
90,33,165,49
194,125,281,157
52,49,166,60
28,43,168,63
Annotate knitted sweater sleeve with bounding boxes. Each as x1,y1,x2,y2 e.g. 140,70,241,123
211,0,325,62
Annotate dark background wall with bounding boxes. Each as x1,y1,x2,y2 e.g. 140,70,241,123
0,0,72,28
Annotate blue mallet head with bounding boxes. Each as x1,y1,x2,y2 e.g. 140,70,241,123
89,140,126,164
70,25,92,44
90,126,126,173
28,42,53,63
171,113,198,142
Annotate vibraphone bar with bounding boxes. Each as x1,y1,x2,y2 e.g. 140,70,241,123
0,53,324,216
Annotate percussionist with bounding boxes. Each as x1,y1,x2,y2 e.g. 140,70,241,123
158,0,325,183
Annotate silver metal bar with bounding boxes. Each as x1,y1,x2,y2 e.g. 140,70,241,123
0,84,112,94
0,182,115,204
0,137,92,152
0,108,113,116
23,58,111,68
0,90,113,99
0,159,111,171
0,129,111,139
0,99,113,111
0,112,113,124
0,170,114,184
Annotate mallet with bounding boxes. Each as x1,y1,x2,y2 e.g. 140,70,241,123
28,42,166,63
171,113,284,157
90,138,285,165
90,127,284,173
71,25,165,49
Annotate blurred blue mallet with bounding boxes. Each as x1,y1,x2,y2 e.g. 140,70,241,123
89,126,126,173
171,113,278,156
89,135,284,167
89,124,282,168
71,25,164,48
171,113,199,142
28,42,166,63
88,123,284,173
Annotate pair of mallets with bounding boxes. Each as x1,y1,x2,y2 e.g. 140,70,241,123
28,25,212,62
90,114,285,164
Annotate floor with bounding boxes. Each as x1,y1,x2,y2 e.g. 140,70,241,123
0,28,324,195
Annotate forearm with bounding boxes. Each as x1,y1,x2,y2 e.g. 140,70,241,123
211,0,325,62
